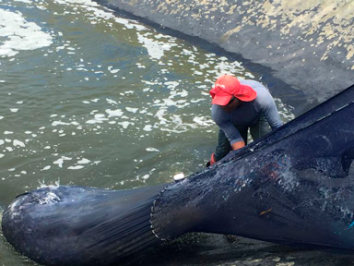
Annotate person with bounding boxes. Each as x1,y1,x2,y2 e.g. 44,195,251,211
207,74,283,166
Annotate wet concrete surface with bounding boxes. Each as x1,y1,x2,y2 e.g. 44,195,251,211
99,0,354,108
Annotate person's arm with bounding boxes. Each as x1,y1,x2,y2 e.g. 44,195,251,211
209,106,245,166
207,122,244,166
231,140,245,150
217,120,245,150
207,137,244,167
212,106,245,151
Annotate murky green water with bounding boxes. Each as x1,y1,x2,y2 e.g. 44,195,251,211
0,0,295,264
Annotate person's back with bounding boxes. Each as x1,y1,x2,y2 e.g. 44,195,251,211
207,75,283,165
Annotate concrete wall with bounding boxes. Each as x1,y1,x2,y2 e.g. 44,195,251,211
100,0,354,106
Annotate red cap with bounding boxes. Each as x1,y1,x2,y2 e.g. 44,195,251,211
209,75,257,106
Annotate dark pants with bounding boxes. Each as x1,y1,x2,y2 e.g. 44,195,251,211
214,116,271,161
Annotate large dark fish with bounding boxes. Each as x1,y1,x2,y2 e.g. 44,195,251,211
2,84,354,265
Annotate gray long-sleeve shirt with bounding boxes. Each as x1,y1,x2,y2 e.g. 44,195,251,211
211,80,283,144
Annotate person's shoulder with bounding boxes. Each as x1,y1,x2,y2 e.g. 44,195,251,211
241,80,275,109
240,79,268,91
211,104,226,122
211,104,222,114
242,79,271,98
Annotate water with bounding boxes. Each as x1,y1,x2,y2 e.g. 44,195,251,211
0,0,295,264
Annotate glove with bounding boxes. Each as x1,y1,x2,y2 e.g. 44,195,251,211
206,153,216,167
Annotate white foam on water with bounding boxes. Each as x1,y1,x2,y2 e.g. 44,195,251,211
37,179,60,189
106,98,118,105
275,98,296,121
13,139,25,147
164,81,180,90
245,72,255,78
143,125,152,131
0,9,53,57
193,116,215,127
68,165,84,170
191,98,205,103
193,71,203,76
136,63,146,68
51,121,80,126
114,17,146,31
136,32,178,60
53,156,72,168
106,109,123,117
14,0,32,3
41,165,51,171
109,68,119,74
86,118,104,124
154,109,168,125
52,0,148,35
118,121,130,129
146,147,159,152
94,113,106,119
142,174,149,180
126,107,138,113
77,158,90,164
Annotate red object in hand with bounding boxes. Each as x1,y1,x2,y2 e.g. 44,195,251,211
210,153,216,165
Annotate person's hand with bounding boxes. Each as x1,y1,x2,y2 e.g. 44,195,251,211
206,153,216,167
